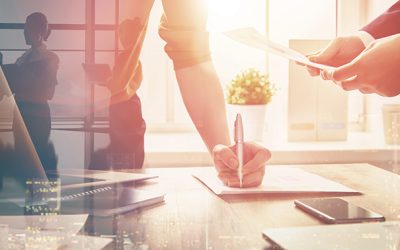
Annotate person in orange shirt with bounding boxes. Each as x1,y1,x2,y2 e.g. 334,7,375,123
94,1,270,187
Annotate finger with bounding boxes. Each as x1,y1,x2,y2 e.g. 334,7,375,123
217,165,265,188
331,62,359,82
305,51,322,76
306,66,320,77
321,69,341,82
320,70,330,80
242,148,271,175
341,76,363,91
309,40,339,64
218,171,234,187
213,144,238,171
218,171,241,187
242,168,265,187
225,177,240,188
359,87,374,94
224,168,265,188
306,50,322,59
213,161,226,173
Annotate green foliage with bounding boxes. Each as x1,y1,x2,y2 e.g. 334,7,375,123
226,68,275,105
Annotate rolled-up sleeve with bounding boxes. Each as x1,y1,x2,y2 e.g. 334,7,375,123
159,0,211,70
362,1,400,39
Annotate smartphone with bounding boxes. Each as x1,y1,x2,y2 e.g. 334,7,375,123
294,198,385,224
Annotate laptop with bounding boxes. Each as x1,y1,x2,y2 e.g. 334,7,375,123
0,168,163,216
0,65,163,216
262,221,400,250
1,173,165,217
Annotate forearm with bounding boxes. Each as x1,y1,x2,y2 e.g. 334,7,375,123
159,0,230,151
175,61,231,153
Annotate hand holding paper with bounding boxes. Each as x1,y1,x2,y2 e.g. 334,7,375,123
320,34,400,96
305,36,366,77
224,27,335,71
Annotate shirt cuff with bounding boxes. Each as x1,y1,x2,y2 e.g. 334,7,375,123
357,31,375,48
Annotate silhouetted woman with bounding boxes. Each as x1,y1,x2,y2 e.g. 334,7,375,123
11,12,59,173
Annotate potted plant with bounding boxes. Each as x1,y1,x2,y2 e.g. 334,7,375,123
226,68,275,141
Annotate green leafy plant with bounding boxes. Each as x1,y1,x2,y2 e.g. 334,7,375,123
226,68,275,105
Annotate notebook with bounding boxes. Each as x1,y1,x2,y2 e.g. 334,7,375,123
193,166,360,195
262,221,400,250
47,169,159,190
60,187,165,217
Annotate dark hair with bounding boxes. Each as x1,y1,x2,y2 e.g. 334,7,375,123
26,12,51,41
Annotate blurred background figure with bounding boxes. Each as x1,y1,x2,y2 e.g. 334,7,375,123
2,12,59,177
89,18,145,170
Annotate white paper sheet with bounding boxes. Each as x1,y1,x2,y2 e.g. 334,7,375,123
224,27,335,71
193,167,360,195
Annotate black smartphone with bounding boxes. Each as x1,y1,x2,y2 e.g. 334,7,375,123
294,198,385,224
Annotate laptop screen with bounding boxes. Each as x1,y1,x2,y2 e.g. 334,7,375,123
0,66,106,211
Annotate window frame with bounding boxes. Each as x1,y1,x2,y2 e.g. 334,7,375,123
154,0,370,134
0,0,371,135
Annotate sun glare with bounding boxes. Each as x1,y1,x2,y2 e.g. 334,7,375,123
207,0,244,31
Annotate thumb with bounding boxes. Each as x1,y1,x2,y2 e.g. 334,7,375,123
331,61,359,82
309,40,339,64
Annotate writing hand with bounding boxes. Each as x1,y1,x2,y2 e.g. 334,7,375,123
212,142,270,188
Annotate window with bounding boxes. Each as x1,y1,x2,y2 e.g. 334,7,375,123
105,0,267,130
0,0,394,143
142,0,370,139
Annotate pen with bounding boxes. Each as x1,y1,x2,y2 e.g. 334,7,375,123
234,113,244,188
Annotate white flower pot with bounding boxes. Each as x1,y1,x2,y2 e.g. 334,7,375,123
226,104,267,142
